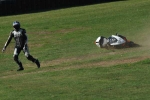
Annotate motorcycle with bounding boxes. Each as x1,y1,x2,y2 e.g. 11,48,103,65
95,34,140,49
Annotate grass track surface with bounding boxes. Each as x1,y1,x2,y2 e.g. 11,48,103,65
0,0,150,99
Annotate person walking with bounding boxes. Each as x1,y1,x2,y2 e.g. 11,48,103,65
2,21,40,71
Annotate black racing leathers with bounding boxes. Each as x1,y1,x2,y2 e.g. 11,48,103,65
3,28,40,70
4,28,27,49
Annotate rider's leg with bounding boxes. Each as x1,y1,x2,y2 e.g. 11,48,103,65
13,48,24,71
23,45,40,68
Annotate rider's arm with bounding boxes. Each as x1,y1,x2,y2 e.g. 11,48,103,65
2,31,14,52
23,29,28,44
3,32,13,49
22,29,28,49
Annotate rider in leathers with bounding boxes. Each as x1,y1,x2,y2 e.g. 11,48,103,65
2,21,40,71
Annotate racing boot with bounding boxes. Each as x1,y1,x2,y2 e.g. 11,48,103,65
35,59,40,68
17,62,24,71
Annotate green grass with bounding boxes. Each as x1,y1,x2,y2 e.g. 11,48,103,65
0,0,150,99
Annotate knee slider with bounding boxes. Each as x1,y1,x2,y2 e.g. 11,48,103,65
24,52,30,58
25,53,29,58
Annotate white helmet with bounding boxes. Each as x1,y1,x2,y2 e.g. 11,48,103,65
13,21,20,31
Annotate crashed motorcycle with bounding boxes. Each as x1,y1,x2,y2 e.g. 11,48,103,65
95,34,139,49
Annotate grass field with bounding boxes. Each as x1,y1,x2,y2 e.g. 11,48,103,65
0,0,150,99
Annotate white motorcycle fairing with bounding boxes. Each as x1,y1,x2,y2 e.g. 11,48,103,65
95,34,139,49
108,35,126,46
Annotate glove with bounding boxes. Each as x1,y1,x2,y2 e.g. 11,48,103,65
2,47,6,52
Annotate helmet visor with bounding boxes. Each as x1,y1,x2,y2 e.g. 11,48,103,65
13,24,20,30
